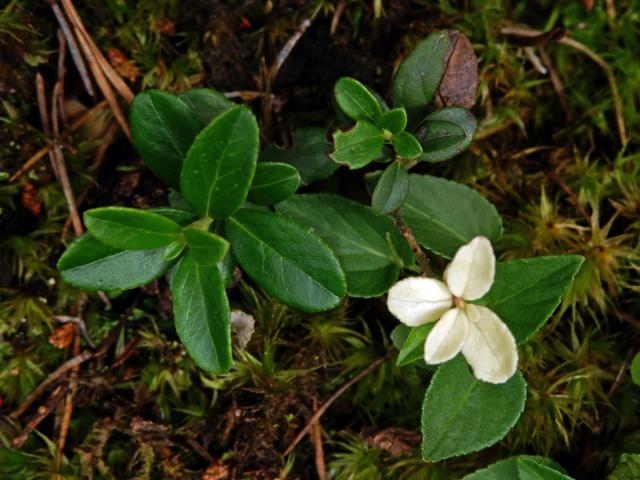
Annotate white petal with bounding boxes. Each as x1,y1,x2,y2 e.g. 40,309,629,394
424,308,469,364
461,304,518,384
387,277,452,326
444,236,495,301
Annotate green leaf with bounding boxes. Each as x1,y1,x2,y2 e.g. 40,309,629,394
334,77,383,122
518,457,575,480
464,456,571,480
608,453,640,480
397,323,434,366
631,353,640,386
130,90,203,189
247,162,300,205
392,31,450,125
178,88,234,126
402,174,502,258
422,356,527,462
391,131,423,159
276,194,413,298
180,106,259,218
184,227,229,266
170,252,231,373
261,127,337,185
377,108,407,134
417,107,477,162
84,207,182,250
58,234,171,291
478,256,585,344
150,207,198,226
226,208,346,311
331,120,384,169
163,240,187,262
390,324,410,350
371,161,409,214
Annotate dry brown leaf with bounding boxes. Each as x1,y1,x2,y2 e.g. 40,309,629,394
435,30,478,109
48,323,77,349
107,48,140,82
202,460,230,480
21,182,42,216
363,427,421,457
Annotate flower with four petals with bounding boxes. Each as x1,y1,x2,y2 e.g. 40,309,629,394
387,236,518,384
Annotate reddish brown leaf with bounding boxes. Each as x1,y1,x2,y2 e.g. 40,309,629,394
153,18,175,35
48,323,77,349
21,181,42,216
107,48,140,82
202,460,230,480
435,30,479,109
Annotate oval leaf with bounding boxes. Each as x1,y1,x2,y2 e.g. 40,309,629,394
464,456,571,480
478,255,585,344
377,108,407,134
276,194,414,298
402,174,502,258
179,88,234,126
435,30,479,109
170,252,231,373
391,131,423,159
248,162,300,205
184,227,229,266
84,207,182,250
371,161,409,214
392,31,450,126
331,120,384,169
130,90,203,189
416,107,477,162
150,207,198,226
58,234,171,291
261,127,337,185
396,323,434,366
226,209,346,311
422,356,526,462
334,77,383,122
180,106,259,218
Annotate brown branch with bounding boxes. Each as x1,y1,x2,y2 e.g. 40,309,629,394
56,334,80,475
11,386,67,449
311,398,327,480
393,213,433,277
283,353,392,456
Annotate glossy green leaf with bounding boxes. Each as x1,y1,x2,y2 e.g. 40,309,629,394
371,161,409,214
464,456,570,480
180,106,259,218
422,356,527,462
334,77,383,122
150,207,198,226
518,458,574,480
331,120,384,169
179,88,234,126
226,208,346,311
261,128,337,185
631,353,640,386
392,31,450,125
184,227,229,266
247,162,300,205
417,107,477,162
84,207,182,250
391,131,423,159
609,453,640,480
163,240,187,262
397,323,434,366
478,256,585,344
276,194,413,297
130,90,202,189
58,234,171,291
402,174,502,258
170,252,231,373
377,108,407,134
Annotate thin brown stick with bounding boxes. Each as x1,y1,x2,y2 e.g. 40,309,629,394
36,73,61,180
49,0,95,97
283,353,392,456
270,18,312,82
539,48,572,120
91,121,118,170
52,81,84,236
501,26,627,146
330,0,347,36
69,99,108,130
58,0,134,103
56,334,80,474
393,214,433,277
11,386,67,449
9,145,53,182
310,398,327,480
10,351,93,420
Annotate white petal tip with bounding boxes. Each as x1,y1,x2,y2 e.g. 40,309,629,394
387,277,452,327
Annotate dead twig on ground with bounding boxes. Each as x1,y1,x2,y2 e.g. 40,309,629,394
283,352,392,456
311,398,327,480
393,214,433,277
11,386,67,449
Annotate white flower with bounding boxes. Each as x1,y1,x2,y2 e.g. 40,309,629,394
387,236,518,384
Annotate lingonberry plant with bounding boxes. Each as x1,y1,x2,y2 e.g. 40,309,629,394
57,30,583,466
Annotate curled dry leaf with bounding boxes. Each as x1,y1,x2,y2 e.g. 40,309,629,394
434,30,478,109
108,48,140,82
202,460,230,480
48,323,76,349
363,427,421,456
230,310,255,349
21,182,42,216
